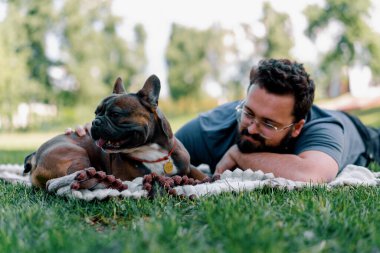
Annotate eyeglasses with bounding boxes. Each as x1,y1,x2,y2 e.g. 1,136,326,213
236,102,294,139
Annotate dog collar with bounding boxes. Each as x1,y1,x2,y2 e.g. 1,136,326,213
129,139,177,164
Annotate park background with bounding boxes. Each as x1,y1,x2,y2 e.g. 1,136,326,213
2,1,380,252
1,0,380,152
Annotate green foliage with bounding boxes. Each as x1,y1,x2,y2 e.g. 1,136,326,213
159,96,219,119
22,0,54,88
0,0,146,131
2,0,380,132
304,0,380,90
0,4,44,129
59,0,138,104
166,24,224,101
259,2,294,59
1,0,54,92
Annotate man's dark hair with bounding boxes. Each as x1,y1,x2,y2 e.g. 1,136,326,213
249,58,315,122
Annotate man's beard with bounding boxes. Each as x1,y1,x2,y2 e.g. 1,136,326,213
236,128,293,154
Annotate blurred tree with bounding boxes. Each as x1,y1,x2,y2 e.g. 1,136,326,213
217,4,293,101
166,24,224,101
0,1,46,129
305,0,380,96
127,23,148,91
132,24,147,75
0,0,145,130
5,0,54,91
59,0,137,105
219,25,256,101
23,0,54,90
258,2,294,59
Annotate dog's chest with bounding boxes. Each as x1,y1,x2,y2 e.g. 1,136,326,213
126,144,178,176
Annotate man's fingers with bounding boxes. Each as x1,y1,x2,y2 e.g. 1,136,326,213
214,163,225,175
214,168,223,176
84,122,92,137
64,128,73,135
75,125,87,137
65,122,91,137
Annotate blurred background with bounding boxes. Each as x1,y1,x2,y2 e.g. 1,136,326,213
1,0,380,152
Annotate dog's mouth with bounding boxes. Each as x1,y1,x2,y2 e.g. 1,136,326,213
95,138,129,151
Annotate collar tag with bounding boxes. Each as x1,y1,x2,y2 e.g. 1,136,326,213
164,160,174,174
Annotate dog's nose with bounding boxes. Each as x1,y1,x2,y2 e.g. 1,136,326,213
92,118,102,127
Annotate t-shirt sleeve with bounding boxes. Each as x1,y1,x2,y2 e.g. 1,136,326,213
175,101,240,170
293,122,344,168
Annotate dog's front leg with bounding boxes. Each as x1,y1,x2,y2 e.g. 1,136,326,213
70,168,128,191
188,165,209,181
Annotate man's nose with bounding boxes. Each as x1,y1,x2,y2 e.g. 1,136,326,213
246,120,260,134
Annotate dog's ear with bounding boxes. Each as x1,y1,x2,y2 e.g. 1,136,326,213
138,75,171,138
113,77,126,94
137,75,161,110
156,108,173,139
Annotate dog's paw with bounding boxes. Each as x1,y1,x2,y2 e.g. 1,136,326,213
70,168,128,191
46,170,82,192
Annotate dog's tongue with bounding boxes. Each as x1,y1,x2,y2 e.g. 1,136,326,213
96,138,106,148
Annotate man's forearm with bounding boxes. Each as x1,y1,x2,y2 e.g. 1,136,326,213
232,152,307,180
229,149,337,183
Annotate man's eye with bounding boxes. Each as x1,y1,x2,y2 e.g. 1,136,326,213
263,121,277,129
244,111,254,119
94,107,99,114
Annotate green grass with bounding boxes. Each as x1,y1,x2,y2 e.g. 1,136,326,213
1,180,380,252
1,108,380,252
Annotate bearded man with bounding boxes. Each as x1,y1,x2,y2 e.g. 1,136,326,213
175,58,380,182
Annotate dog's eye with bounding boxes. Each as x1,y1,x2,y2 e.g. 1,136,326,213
109,112,120,118
95,104,104,115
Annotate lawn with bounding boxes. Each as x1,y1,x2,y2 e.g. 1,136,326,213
1,108,380,253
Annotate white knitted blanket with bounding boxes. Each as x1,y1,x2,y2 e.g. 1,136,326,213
1,164,380,201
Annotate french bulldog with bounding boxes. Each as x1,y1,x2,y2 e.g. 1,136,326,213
24,75,206,190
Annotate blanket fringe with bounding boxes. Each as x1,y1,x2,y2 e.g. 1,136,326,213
0,164,31,186
1,164,379,201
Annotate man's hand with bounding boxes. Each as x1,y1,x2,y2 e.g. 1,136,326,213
214,144,240,175
65,123,92,137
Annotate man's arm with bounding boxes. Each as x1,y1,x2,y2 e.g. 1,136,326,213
215,144,339,183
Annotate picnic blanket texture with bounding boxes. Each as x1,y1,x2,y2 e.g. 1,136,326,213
1,164,380,201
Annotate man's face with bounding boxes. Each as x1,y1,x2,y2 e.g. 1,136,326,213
237,85,304,153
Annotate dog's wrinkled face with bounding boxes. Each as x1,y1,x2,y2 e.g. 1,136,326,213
91,75,170,153
91,94,152,151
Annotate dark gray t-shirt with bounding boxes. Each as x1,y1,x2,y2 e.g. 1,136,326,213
175,101,366,172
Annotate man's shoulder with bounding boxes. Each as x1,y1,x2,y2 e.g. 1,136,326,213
306,105,346,125
198,100,241,131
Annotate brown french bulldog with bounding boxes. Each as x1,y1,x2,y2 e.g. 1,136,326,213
24,75,206,189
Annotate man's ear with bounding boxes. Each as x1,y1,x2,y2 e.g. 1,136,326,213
113,77,126,94
137,75,161,110
291,119,305,138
